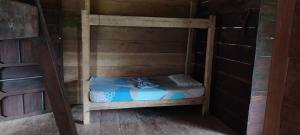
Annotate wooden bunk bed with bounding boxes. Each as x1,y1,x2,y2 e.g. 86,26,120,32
81,0,216,124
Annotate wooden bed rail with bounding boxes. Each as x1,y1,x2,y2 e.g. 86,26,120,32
88,15,210,28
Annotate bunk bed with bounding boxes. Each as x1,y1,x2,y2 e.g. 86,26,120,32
81,0,216,124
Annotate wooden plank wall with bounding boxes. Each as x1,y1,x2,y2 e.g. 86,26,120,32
63,0,198,104
247,0,277,134
278,0,300,134
0,1,38,40
192,0,260,134
0,0,62,120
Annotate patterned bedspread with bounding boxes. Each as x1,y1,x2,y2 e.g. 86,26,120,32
89,76,204,103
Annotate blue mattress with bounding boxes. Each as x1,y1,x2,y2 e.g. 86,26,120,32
89,76,204,103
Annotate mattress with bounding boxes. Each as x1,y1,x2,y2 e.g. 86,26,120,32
89,76,204,103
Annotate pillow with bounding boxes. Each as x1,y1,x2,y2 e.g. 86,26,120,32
168,74,202,87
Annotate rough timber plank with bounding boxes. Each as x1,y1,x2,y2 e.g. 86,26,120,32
81,10,91,125
33,0,77,134
0,0,38,40
89,15,209,28
88,97,204,110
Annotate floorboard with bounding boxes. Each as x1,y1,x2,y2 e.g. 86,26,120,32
0,105,236,135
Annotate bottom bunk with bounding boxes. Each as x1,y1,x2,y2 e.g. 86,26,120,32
83,74,209,124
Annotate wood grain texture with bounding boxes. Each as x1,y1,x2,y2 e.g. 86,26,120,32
202,16,216,115
0,106,237,135
33,0,78,133
89,15,209,28
81,10,91,125
263,0,300,134
88,97,205,111
263,0,297,134
200,1,260,134
0,0,62,121
247,0,277,134
0,0,38,40
80,0,216,124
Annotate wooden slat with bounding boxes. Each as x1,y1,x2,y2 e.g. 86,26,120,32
88,97,205,110
0,89,44,100
0,0,38,40
0,63,39,68
89,15,209,28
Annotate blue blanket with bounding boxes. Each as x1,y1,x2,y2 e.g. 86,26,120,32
89,76,204,103
89,76,166,102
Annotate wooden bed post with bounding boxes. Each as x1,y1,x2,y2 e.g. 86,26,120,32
82,10,91,124
185,0,198,75
82,0,91,125
203,16,216,115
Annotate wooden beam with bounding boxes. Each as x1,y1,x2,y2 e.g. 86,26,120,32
33,0,78,134
0,0,38,40
81,10,91,125
89,15,210,28
203,16,216,115
85,0,90,13
263,0,297,134
0,63,39,68
89,97,205,110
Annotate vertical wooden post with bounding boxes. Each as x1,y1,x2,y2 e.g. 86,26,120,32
203,16,216,115
263,0,297,134
185,0,198,75
33,0,78,134
85,0,91,13
82,10,91,125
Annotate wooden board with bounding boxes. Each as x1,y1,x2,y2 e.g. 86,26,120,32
0,0,38,40
89,15,209,28
264,0,300,134
88,97,205,110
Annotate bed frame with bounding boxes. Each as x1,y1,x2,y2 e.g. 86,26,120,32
81,0,216,124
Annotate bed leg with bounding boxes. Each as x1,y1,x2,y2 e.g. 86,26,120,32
83,110,90,125
202,103,209,116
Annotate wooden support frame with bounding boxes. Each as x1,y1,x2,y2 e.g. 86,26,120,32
81,0,216,125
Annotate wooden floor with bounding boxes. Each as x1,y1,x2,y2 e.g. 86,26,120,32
0,105,236,135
